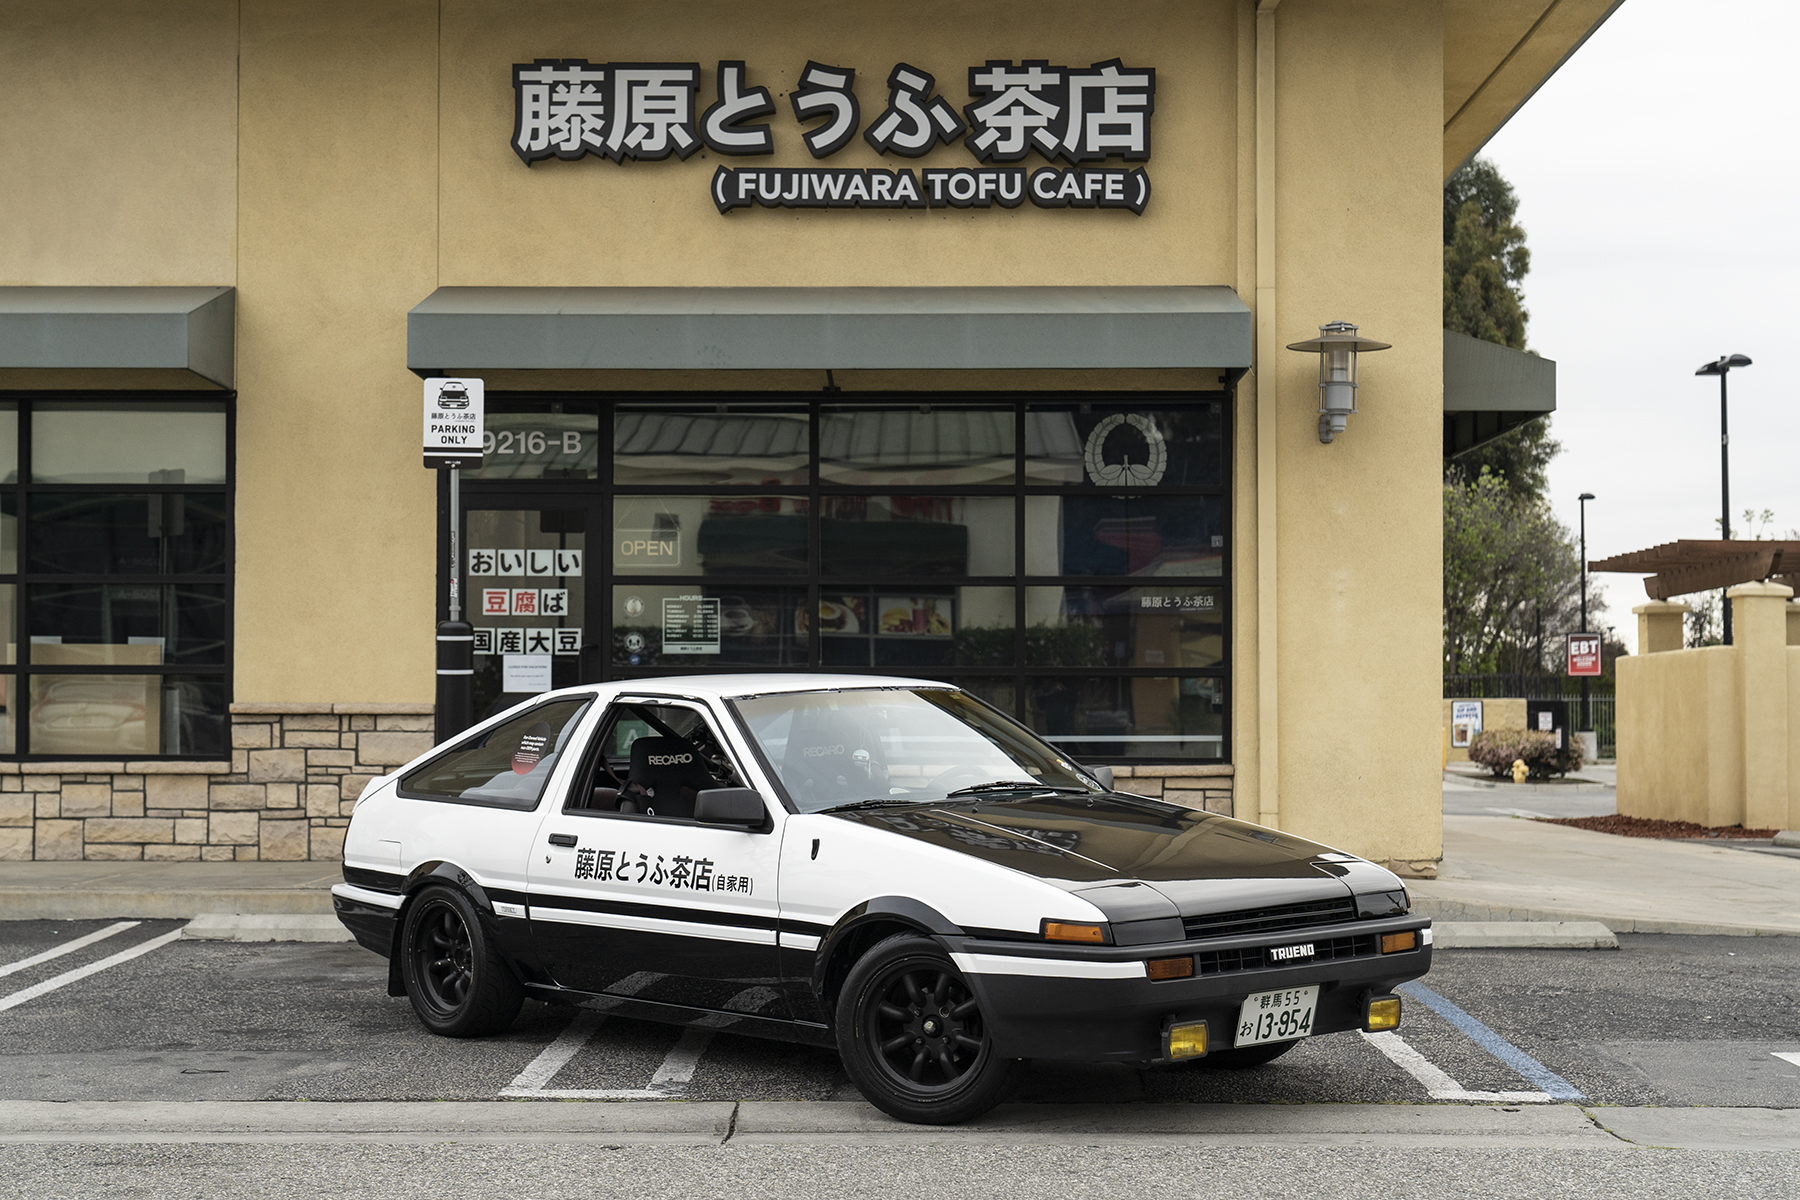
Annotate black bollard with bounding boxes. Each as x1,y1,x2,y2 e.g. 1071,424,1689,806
435,620,474,744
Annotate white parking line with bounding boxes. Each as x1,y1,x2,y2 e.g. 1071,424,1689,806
0,928,183,1014
1361,1032,1551,1103
0,922,140,979
1771,1052,1800,1069
504,1010,605,1092
648,1028,713,1091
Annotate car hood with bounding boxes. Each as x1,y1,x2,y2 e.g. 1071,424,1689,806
830,792,1369,915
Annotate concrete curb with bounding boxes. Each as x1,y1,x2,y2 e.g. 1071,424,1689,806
1414,897,1800,938
181,914,351,942
0,890,334,921
1430,921,1617,949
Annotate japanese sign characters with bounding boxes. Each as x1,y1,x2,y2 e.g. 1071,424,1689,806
511,55,1159,215
570,843,754,896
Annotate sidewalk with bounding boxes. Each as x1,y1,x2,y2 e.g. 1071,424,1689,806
0,862,336,920
1412,815,1800,936
3,814,1797,937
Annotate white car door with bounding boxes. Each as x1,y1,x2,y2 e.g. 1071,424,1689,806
527,695,788,1018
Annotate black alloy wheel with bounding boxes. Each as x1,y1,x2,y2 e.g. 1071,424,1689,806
399,885,524,1037
836,934,1019,1124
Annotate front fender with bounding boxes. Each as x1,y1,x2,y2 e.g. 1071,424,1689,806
811,895,964,1002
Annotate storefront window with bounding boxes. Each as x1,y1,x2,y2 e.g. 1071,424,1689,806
463,394,1228,761
0,400,231,756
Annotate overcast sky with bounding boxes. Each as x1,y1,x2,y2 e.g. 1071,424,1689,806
1480,0,1800,651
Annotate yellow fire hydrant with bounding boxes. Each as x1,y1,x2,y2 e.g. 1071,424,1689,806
1511,758,1529,784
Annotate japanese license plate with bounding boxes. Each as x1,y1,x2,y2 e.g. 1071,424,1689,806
1234,985,1318,1047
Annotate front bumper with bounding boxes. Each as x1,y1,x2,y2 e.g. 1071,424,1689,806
946,916,1432,1062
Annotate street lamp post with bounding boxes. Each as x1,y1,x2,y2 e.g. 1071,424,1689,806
1578,491,1595,739
1695,353,1753,644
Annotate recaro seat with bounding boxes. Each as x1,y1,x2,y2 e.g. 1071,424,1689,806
622,735,717,819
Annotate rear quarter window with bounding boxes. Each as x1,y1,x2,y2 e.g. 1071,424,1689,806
400,697,593,810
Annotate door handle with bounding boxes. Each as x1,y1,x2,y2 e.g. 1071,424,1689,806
547,833,578,848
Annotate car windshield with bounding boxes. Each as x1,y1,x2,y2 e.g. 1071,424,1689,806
730,688,1103,814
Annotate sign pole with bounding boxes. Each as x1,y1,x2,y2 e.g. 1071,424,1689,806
425,377,483,745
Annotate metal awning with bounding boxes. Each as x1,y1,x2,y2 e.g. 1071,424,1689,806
0,287,235,389
407,286,1252,375
1443,328,1555,457
1591,539,1800,600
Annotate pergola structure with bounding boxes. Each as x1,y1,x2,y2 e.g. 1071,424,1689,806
1591,540,1800,600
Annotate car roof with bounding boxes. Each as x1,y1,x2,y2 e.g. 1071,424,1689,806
536,673,950,704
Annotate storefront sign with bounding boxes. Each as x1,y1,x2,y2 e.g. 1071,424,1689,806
423,377,484,469
1566,633,1603,677
512,57,1157,216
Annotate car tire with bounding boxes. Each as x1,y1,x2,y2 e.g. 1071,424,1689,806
1195,1038,1301,1068
399,885,524,1038
835,933,1019,1125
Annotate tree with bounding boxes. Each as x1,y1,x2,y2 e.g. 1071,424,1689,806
1444,470,1605,675
1442,158,1556,502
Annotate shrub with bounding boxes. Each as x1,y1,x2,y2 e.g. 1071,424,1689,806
1468,728,1585,779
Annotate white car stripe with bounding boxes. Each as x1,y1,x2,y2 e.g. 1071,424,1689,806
951,952,1148,980
331,883,403,910
778,931,822,951
530,905,777,947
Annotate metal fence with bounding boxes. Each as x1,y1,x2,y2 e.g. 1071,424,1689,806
1445,675,1616,759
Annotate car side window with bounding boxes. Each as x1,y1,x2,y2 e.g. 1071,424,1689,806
564,701,743,822
400,697,593,810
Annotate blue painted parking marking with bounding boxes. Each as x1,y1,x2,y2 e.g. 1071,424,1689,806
1398,980,1586,1101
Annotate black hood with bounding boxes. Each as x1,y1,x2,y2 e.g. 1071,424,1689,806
830,792,1368,915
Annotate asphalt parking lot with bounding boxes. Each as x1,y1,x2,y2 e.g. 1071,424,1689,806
1,919,1795,1110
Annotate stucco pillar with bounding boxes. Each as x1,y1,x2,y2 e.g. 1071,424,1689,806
1633,600,1690,654
1729,582,1793,831
1787,600,1800,648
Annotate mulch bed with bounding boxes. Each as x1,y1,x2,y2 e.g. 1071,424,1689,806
1536,814,1778,840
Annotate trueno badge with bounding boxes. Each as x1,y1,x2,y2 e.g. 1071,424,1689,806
1268,942,1315,963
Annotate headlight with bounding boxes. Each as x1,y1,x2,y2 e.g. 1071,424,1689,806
1355,889,1409,919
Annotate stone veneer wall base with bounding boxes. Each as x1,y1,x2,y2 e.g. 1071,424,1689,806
3,704,435,862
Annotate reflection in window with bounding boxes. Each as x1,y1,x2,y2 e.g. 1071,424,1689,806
29,584,227,665
1026,676,1224,759
1027,495,1222,577
820,408,1014,484
28,674,224,756
821,496,1014,578
614,409,809,486
28,493,228,575
1025,586,1223,669
33,403,227,484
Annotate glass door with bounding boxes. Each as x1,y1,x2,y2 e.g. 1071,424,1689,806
461,500,597,721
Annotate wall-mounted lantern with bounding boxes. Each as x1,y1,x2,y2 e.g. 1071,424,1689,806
1286,320,1391,444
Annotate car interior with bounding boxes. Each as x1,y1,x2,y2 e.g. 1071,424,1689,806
566,702,743,821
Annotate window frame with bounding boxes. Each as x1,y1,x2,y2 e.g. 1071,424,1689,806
0,392,235,761
449,390,1233,765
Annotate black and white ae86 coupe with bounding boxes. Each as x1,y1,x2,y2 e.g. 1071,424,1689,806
333,675,1432,1123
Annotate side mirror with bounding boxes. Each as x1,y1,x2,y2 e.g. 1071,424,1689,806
1087,764,1114,791
694,787,768,827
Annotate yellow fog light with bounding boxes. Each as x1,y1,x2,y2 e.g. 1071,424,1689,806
1165,1020,1208,1060
1146,956,1195,981
1042,920,1108,944
1364,995,1402,1031
1380,931,1417,955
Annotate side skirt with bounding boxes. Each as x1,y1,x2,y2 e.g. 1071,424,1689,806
522,983,835,1049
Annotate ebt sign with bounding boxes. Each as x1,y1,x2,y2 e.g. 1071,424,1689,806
512,57,1158,216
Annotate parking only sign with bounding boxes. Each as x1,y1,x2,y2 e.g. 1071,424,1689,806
423,377,484,469
1566,632,1603,677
